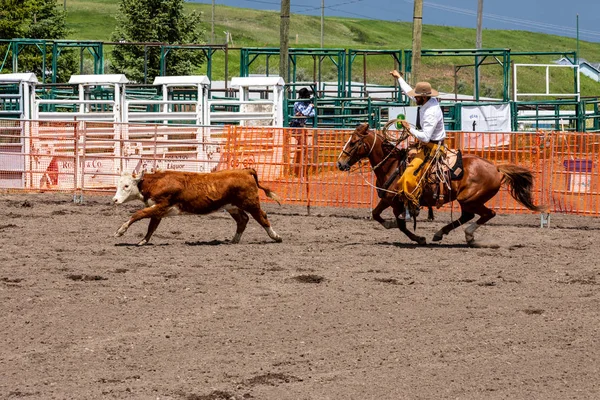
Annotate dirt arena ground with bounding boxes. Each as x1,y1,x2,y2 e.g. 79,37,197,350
1,192,599,400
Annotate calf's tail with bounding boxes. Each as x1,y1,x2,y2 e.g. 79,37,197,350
247,168,282,205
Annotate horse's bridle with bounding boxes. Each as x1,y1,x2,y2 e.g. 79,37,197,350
339,120,411,171
339,131,379,166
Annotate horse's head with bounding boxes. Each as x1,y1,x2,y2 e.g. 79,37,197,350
337,123,375,171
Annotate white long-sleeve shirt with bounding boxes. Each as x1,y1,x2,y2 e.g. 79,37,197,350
397,76,446,143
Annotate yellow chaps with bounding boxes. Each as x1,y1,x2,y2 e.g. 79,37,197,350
397,142,442,208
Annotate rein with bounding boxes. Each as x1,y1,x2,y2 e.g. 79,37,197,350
357,168,401,196
372,136,405,171
339,123,412,195
351,133,408,195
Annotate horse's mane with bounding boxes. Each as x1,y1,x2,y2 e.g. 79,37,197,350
381,139,406,158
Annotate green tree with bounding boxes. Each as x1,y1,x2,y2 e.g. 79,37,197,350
111,0,206,83
0,0,29,39
0,0,68,39
0,0,75,81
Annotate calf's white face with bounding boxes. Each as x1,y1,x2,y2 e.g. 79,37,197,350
112,173,143,204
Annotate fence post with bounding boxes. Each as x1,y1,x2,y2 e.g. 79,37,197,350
540,213,550,228
153,124,159,171
24,119,32,189
72,119,82,203
77,119,87,203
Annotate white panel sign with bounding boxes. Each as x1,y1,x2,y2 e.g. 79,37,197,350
461,104,512,149
461,104,511,132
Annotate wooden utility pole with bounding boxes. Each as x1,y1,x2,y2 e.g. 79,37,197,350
321,0,324,48
476,0,483,49
411,0,423,85
280,0,290,82
475,0,483,99
211,0,215,44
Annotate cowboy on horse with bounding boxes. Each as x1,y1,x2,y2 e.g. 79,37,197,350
390,70,446,215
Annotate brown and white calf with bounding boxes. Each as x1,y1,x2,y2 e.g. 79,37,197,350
112,168,282,246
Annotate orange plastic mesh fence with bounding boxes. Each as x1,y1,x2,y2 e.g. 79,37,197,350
2,120,599,217
221,127,550,214
215,126,377,209
541,131,600,215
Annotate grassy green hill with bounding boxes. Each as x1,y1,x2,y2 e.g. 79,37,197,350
63,0,600,98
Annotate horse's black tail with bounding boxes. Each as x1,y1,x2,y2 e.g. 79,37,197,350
497,164,547,212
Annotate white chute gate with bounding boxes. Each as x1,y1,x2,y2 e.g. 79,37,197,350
0,73,38,188
1,73,287,190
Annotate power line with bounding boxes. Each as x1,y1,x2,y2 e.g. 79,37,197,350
420,1,600,40
199,0,600,41
322,7,383,20
229,0,282,5
294,0,367,14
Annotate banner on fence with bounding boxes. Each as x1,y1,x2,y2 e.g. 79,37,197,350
461,104,511,148
461,104,511,133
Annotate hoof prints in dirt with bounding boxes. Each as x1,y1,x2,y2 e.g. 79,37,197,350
245,372,302,386
5,200,33,208
187,391,251,400
2,277,24,287
51,209,74,215
67,274,108,281
0,223,18,231
291,274,325,284
7,390,40,398
559,276,599,285
187,373,301,400
374,277,400,285
521,308,545,315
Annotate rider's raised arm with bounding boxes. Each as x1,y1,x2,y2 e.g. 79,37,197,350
393,72,415,101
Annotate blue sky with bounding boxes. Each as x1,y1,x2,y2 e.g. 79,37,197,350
189,0,600,43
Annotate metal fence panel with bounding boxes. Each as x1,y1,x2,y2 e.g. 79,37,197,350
2,120,600,218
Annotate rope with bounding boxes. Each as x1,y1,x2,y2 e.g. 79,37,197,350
343,161,398,196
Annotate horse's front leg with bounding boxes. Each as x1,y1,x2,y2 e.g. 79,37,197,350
372,199,397,229
393,204,426,245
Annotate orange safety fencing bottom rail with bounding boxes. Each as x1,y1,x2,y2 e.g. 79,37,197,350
1,120,599,217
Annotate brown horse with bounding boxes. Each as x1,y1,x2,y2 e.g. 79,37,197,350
336,123,545,245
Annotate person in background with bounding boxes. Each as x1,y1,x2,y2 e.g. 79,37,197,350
288,87,316,176
390,69,446,215
290,87,315,128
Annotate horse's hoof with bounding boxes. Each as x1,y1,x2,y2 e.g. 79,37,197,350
383,220,398,229
432,233,443,242
416,237,427,245
136,239,148,246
